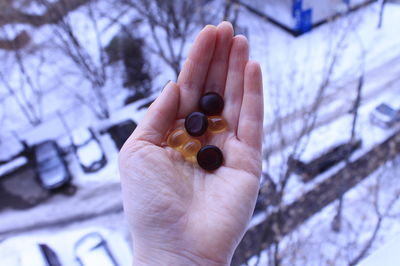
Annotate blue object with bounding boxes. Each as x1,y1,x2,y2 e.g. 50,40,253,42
295,8,312,33
292,0,302,17
343,0,350,5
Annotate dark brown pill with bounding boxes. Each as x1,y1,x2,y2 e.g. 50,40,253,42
199,92,224,116
185,112,208,136
197,145,223,171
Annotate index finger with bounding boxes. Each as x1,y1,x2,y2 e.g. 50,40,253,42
177,25,217,118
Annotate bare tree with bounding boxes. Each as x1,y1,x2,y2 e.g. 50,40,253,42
230,7,397,265
36,0,112,119
0,27,44,126
348,175,400,266
0,0,91,27
223,0,241,29
119,0,218,78
332,30,366,233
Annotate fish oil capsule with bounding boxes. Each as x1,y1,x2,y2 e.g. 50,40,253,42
181,139,202,160
207,116,227,133
167,129,190,150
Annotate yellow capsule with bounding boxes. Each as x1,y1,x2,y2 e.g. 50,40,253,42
208,116,227,133
181,139,201,160
167,129,190,150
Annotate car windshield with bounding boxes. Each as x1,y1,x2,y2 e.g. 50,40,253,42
376,104,396,117
35,142,58,162
76,139,103,167
38,156,62,171
38,163,66,187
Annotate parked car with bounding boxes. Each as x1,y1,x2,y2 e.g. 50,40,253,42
370,103,400,128
72,128,107,173
288,140,362,182
39,244,63,266
33,140,72,190
74,232,119,266
106,120,137,150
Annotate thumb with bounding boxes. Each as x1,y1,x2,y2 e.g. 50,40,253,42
128,81,180,145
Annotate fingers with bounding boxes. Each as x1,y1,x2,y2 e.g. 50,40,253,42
177,25,217,118
204,21,234,95
223,35,249,133
128,82,180,145
237,61,264,150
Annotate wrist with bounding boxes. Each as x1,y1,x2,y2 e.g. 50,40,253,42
133,244,230,266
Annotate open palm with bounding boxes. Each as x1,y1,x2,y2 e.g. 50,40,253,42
119,22,263,265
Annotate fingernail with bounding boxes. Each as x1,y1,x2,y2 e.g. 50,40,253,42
164,80,171,87
218,21,233,28
203,24,216,31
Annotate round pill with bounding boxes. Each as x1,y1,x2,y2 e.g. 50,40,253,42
197,145,223,171
199,92,224,116
185,112,208,136
167,129,190,150
208,116,227,133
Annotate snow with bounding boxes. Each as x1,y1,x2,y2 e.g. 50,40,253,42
0,227,132,266
0,133,24,161
264,77,400,207
71,128,93,146
1,0,400,265
358,233,400,266
242,0,375,30
243,1,400,129
0,156,27,177
76,139,104,167
247,159,400,265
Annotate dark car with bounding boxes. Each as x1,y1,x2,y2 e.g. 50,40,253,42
72,128,107,173
106,120,137,150
39,244,63,266
288,140,362,182
33,140,72,190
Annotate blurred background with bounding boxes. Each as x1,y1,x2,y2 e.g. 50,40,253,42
0,0,399,265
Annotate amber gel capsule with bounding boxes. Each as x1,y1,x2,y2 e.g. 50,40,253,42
167,129,190,150
181,139,201,161
208,116,227,133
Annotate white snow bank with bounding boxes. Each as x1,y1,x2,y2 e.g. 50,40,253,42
358,234,400,266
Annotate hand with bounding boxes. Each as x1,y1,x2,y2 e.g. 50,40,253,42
119,22,263,266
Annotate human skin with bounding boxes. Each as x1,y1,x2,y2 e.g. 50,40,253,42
119,21,264,265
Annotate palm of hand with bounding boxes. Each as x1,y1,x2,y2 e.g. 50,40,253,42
119,22,263,265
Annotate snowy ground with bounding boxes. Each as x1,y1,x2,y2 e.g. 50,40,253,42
0,212,132,266
0,1,400,265
247,158,400,266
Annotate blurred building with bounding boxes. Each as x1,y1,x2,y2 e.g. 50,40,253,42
241,0,377,35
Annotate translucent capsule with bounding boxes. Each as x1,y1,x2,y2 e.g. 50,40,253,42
181,139,202,160
167,129,190,150
207,116,227,133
